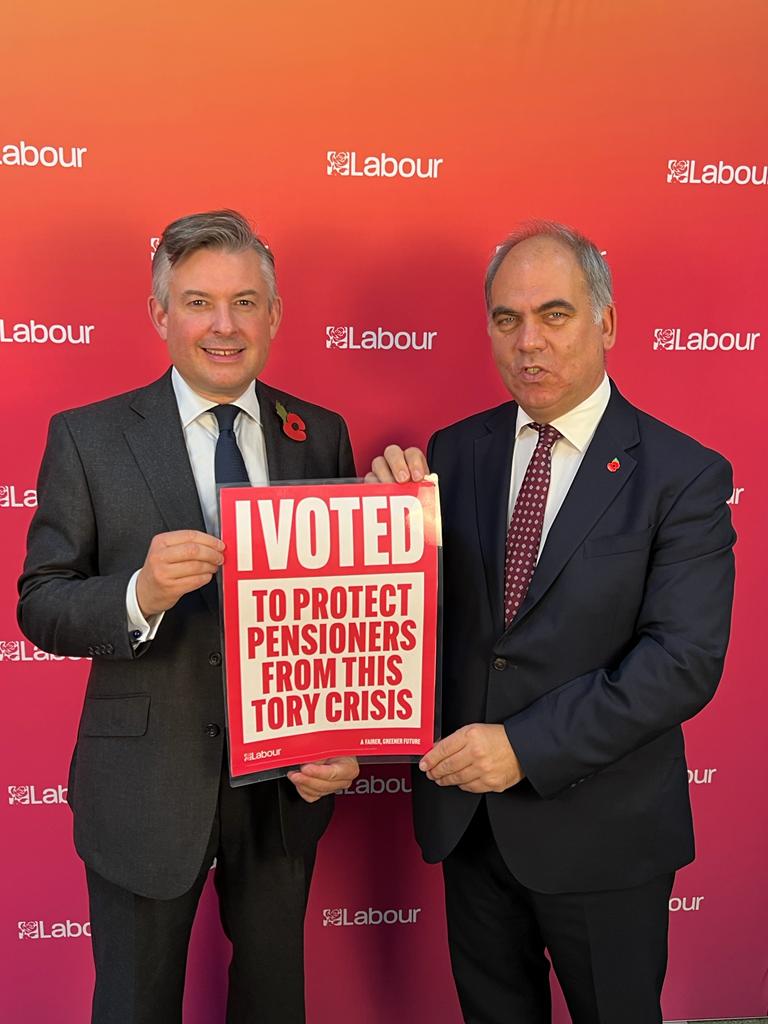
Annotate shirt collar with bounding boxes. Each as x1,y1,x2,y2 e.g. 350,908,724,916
515,373,611,453
171,367,262,429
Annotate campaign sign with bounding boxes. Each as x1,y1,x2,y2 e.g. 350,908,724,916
219,479,441,782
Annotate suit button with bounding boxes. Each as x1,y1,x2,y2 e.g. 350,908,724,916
492,657,508,671
204,723,221,738
209,652,222,666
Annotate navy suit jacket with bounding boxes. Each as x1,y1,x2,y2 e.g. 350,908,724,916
18,370,356,899
413,381,735,893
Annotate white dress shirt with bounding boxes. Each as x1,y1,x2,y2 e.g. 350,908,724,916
508,373,611,559
126,368,270,643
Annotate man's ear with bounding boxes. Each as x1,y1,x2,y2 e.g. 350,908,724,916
148,295,168,340
268,295,283,339
601,303,617,353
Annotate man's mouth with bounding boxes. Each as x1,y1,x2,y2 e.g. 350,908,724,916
520,366,545,378
202,347,245,358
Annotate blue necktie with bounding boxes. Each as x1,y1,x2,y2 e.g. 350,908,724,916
212,404,250,485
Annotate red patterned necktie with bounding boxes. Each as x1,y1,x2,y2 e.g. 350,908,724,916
504,422,562,625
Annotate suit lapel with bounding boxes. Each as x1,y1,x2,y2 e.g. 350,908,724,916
124,371,206,533
510,384,640,630
257,380,312,482
474,403,518,634
123,371,216,615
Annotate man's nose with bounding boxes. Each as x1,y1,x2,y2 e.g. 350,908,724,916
211,305,237,335
516,317,545,349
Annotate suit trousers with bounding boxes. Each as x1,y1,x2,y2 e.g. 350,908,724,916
442,800,673,1024
86,761,315,1024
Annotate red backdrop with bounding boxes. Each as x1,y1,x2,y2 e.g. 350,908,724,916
1,1,766,1020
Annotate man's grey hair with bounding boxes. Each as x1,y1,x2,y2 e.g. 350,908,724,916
152,209,278,309
484,220,613,324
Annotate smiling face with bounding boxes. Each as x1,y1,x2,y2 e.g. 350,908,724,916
148,246,282,402
487,236,616,422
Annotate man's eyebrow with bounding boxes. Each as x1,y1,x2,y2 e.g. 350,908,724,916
535,299,577,314
180,289,261,298
490,299,577,319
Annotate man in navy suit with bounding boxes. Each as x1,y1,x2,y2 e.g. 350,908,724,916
19,210,359,1023
370,222,735,1023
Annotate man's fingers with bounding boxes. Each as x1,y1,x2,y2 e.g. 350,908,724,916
382,444,411,482
426,749,474,781
285,775,325,803
403,447,429,482
288,753,360,798
286,757,359,802
158,530,225,552
290,762,336,781
368,456,397,484
290,757,359,783
163,557,222,579
419,729,467,772
137,531,225,616
159,541,224,566
433,767,483,788
368,446,430,485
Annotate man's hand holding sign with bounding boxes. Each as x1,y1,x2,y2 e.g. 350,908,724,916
136,530,225,616
287,759,359,803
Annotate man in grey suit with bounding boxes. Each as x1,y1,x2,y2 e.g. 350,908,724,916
18,210,359,1024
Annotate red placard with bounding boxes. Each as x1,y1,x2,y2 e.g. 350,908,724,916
219,479,441,782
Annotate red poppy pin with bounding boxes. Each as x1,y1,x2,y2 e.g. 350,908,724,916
607,458,620,473
275,400,307,442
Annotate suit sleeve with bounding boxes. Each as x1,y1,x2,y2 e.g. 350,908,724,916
336,414,356,477
504,455,736,799
17,414,136,660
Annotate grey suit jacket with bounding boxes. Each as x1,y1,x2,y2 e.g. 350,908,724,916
18,370,356,899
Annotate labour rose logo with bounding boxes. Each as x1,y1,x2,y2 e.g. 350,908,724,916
654,328,677,350
327,151,350,175
667,159,690,183
0,640,21,660
326,326,349,348
18,921,39,939
323,908,343,926
0,485,10,507
8,786,31,805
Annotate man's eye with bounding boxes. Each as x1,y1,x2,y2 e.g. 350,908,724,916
235,299,255,306
188,299,206,307
546,311,567,321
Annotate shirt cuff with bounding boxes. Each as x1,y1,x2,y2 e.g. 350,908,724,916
126,569,163,645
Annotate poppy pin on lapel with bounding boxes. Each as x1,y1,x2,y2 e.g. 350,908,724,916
607,458,621,473
275,400,307,442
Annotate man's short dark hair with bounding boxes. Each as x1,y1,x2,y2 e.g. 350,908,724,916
152,209,277,308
